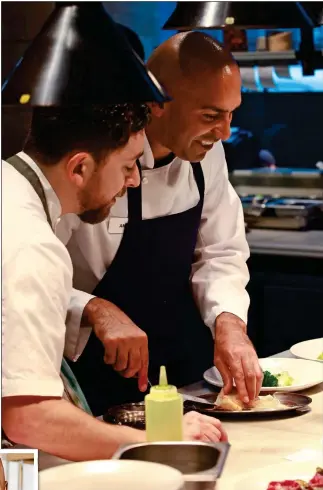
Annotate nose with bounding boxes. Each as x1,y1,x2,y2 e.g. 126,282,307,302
126,164,141,188
212,113,232,142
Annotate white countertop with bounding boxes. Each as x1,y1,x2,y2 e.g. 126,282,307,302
180,350,323,488
34,350,323,489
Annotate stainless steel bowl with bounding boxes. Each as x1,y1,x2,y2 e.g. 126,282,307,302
112,441,230,483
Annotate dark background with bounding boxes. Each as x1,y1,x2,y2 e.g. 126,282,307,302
2,2,323,166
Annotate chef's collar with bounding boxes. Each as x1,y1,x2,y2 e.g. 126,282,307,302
17,151,62,229
139,134,176,170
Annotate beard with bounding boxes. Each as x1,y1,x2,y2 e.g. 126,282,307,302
77,186,128,224
78,202,113,224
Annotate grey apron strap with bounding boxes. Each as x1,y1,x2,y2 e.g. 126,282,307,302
6,155,92,416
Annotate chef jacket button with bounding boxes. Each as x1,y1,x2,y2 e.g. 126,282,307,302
142,176,148,184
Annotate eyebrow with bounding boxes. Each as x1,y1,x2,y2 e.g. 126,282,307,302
201,103,241,113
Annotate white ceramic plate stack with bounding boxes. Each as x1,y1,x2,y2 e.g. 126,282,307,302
291,338,323,362
204,357,323,392
39,460,185,490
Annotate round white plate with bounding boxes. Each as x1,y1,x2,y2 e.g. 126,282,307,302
39,460,184,490
204,357,323,392
291,338,323,362
217,459,323,490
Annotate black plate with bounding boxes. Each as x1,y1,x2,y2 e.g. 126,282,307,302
103,392,312,429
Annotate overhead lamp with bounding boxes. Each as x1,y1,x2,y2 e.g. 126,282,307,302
2,2,169,106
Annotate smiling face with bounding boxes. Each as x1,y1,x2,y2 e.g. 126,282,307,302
150,63,241,162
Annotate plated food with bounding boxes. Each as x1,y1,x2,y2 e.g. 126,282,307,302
215,392,285,412
204,358,323,392
266,467,323,489
291,338,323,363
218,461,323,490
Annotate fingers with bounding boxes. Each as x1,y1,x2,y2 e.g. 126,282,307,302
229,358,250,404
215,357,233,395
183,412,228,443
255,361,264,398
138,351,149,392
103,344,117,365
241,355,257,403
122,348,141,378
113,347,130,372
199,424,222,443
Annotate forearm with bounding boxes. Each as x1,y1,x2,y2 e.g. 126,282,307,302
2,396,144,461
82,297,133,338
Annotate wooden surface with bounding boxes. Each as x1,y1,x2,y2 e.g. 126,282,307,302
4,454,34,462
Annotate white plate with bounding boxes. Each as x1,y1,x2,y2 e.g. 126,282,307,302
291,338,323,362
204,357,323,392
39,460,184,490
218,459,323,490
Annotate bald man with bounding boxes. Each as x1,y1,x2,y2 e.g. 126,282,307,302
58,32,263,415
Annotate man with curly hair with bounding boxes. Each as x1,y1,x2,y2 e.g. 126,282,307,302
2,104,228,462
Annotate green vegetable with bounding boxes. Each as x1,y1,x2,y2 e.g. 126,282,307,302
276,371,294,387
317,352,323,361
262,370,294,387
262,370,278,387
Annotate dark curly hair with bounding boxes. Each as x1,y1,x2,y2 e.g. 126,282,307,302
24,104,150,166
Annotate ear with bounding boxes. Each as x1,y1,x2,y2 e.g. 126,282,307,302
65,152,95,189
148,101,166,118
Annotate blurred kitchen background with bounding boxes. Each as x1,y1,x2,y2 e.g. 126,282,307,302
2,1,323,357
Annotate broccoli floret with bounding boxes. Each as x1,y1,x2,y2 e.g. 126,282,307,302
262,370,279,387
277,371,294,387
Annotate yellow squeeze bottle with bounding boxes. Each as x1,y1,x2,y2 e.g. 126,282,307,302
145,366,183,441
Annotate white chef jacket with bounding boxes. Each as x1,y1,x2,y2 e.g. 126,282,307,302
2,152,90,398
58,138,250,358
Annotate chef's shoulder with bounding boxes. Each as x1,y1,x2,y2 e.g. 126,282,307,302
2,162,72,276
199,141,228,192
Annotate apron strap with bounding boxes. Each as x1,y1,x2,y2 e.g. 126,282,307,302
191,162,205,202
7,155,53,227
6,154,92,416
127,159,143,223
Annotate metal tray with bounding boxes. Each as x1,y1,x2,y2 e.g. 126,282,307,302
112,441,230,483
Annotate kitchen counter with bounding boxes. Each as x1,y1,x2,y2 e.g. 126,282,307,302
180,350,323,488
247,229,323,258
37,350,323,489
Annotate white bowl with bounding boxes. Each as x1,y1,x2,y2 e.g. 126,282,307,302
39,459,185,490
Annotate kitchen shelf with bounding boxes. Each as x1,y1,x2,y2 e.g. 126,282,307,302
233,49,323,66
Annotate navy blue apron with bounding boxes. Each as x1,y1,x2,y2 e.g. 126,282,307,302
69,161,214,416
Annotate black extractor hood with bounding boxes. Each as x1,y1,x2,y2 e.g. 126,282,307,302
163,2,321,30
163,2,323,76
2,2,169,106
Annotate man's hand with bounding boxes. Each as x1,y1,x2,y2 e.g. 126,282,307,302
83,298,148,392
214,312,263,405
183,411,228,442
